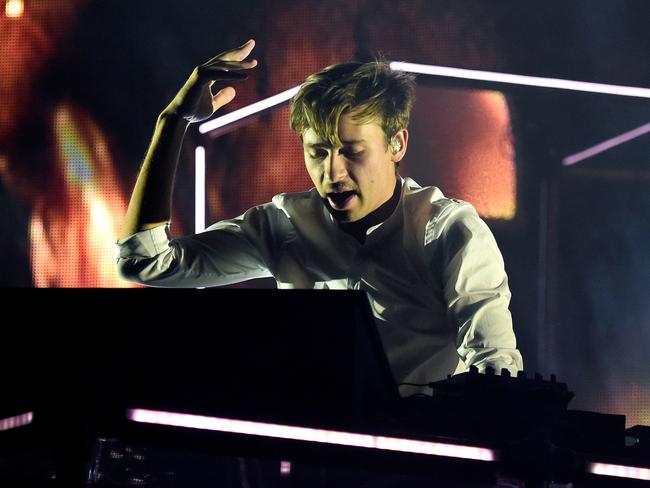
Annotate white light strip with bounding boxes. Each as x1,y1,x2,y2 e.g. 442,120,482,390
390,62,650,99
562,122,650,166
195,146,206,233
199,86,302,134
0,412,33,432
589,462,650,481
127,409,495,462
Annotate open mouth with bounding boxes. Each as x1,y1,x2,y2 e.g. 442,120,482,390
327,190,357,210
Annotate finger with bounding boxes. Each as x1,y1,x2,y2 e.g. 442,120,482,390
198,67,249,80
212,87,236,112
205,59,258,71
208,39,256,63
205,39,255,64
223,39,255,61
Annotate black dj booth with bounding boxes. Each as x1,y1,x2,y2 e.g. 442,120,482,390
1,289,648,487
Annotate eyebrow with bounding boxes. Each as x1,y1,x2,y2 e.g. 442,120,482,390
306,140,366,148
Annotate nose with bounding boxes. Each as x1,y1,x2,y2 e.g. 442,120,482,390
324,151,348,185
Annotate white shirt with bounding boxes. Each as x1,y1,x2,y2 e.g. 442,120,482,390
117,177,523,395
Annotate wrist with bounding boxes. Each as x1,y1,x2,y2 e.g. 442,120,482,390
158,109,191,126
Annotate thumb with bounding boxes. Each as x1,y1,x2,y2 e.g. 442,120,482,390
212,86,236,112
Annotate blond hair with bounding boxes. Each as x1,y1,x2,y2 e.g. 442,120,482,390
290,60,416,147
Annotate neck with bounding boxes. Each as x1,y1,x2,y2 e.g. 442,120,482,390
339,178,401,244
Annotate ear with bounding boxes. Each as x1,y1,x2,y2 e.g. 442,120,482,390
390,129,408,163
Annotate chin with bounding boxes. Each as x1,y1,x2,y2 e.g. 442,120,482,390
342,212,364,223
329,208,357,223
331,211,352,222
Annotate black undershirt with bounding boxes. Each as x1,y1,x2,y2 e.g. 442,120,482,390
336,179,401,244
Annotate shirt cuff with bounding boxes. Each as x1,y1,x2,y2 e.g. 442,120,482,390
116,224,170,259
474,354,523,376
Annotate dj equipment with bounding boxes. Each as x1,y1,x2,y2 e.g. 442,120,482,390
1,289,648,487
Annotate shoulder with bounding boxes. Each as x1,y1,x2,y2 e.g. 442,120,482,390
401,177,479,235
270,188,323,219
220,188,317,221
206,189,322,240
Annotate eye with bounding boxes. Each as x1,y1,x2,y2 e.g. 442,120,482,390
341,150,363,160
308,149,327,160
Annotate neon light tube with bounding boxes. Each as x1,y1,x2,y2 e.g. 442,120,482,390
200,64,650,137
127,408,495,462
0,412,33,432
195,146,206,233
199,86,301,134
589,462,650,481
390,62,650,99
563,122,650,166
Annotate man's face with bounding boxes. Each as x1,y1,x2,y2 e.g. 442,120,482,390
302,111,401,222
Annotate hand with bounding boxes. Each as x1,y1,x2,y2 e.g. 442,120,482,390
163,39,258,123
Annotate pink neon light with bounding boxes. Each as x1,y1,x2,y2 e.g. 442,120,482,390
198,63,649,137
194,146,206,233
390,62,650,99
199,86,301,134
280,460,291,475
127,409,495,462
0,412,33,432
562,122,650,166
589,462,650,481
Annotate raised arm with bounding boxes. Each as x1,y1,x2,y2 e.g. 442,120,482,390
118,40,257,240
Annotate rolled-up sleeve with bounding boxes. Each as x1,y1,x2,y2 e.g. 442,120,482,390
437,202,523,374
116,205,276,288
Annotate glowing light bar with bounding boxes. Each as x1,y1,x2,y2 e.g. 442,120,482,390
390,62,650,99
199,63,649,137
0,412,33,432
589,462,650,481
199,86,301,134
195,146,206,233
562,122,650,166
128,409,495,462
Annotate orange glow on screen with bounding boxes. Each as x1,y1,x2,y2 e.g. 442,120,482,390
5,0,24,18
407,87,516,220
29,104,132,288
605,383,650,428
457,91,516,220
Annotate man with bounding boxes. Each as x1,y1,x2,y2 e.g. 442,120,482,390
117,40,523,393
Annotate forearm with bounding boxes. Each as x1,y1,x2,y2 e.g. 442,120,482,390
119,40,256,241
119,111,190,240
116,208,275,287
